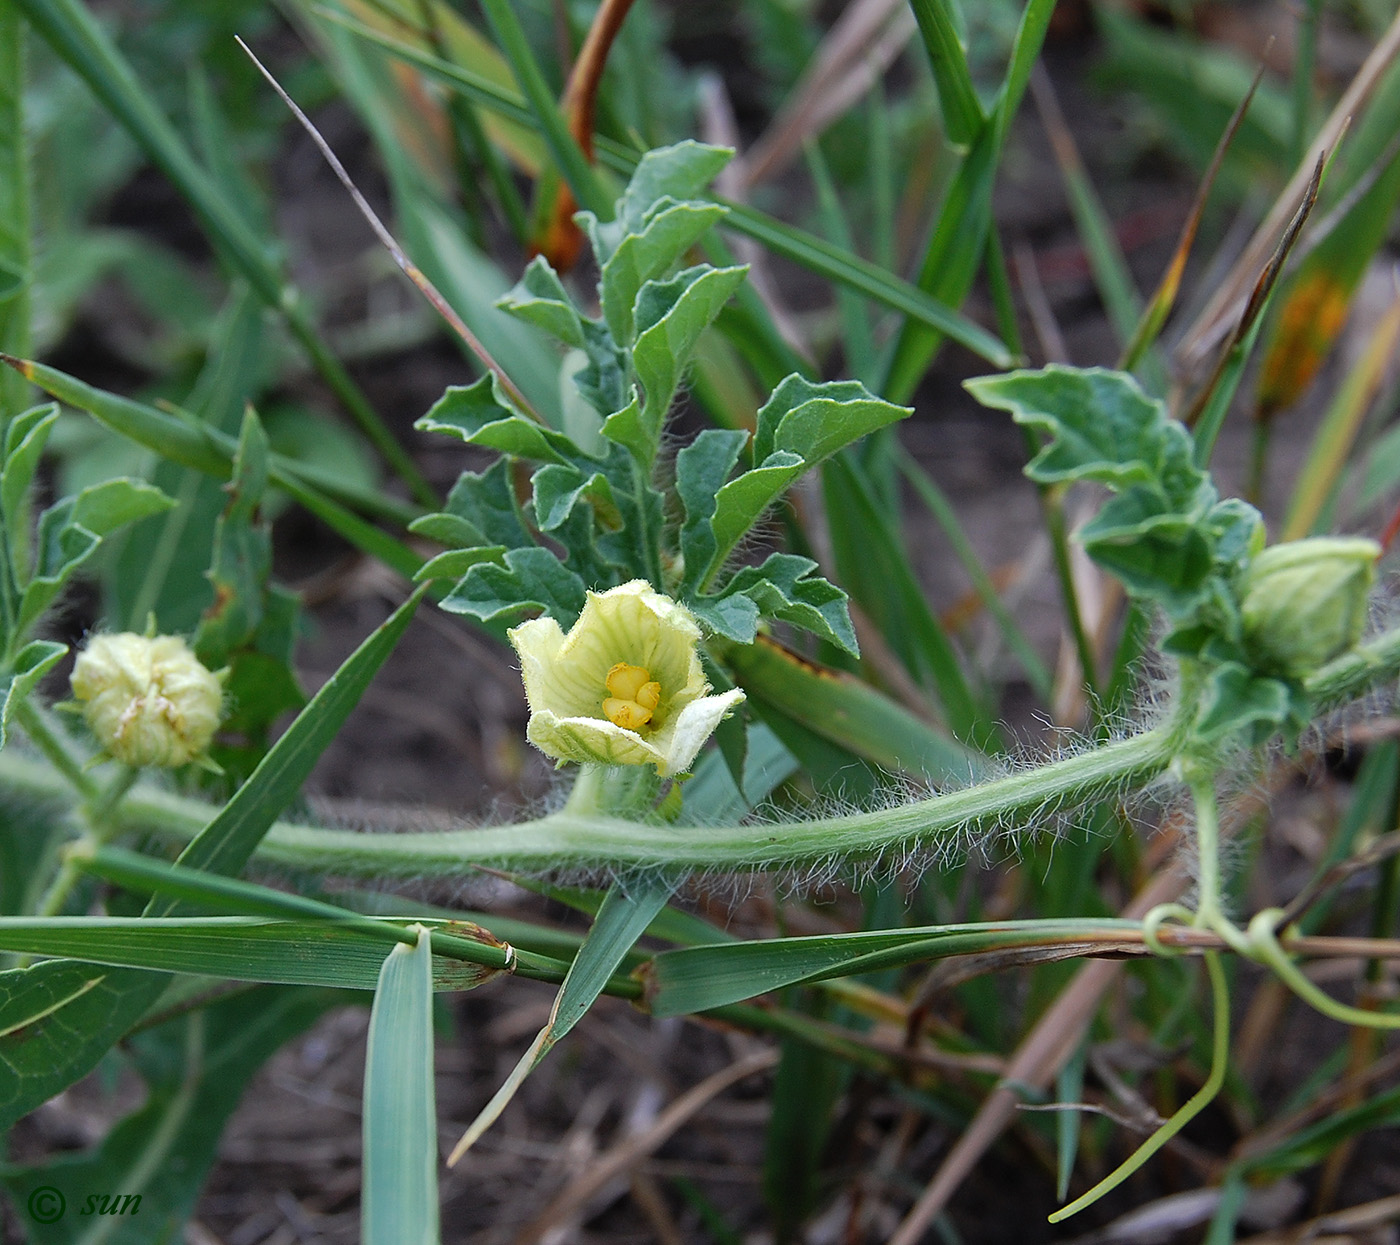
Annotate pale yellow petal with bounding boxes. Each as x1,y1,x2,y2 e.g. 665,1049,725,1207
649,689,746,777
526,710,668,770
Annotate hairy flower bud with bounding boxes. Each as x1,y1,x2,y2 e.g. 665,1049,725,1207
1238,536,1380,677
70,633,224,767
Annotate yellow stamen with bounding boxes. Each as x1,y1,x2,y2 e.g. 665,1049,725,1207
604,662,661,730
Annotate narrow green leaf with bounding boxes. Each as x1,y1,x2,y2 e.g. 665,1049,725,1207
446,877,671,1164
645,919,1139,1018
0,916,491,992
908,0,984,145
2,990,333,1245
0,3,30,420
1055,1041,1088,1201
363,928,441,1245
169,585,427,883
883,0,1054,399
720,636,979,782
722,201,1011,369
15,0,434,503
823,456,989,747
898,454,1053,699
3,356,419,525
553,878,670,1044
475,0,609,216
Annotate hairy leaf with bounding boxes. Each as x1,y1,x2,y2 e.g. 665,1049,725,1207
754,374,910,467
496,255,586,349
440,546,587,629
417,374,581,464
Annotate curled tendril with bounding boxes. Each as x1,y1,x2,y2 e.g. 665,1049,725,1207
1246,909,1400,1030
1141,902,1196,957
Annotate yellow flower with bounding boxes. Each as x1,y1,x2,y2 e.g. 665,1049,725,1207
70,633,225,767
509,580,744,777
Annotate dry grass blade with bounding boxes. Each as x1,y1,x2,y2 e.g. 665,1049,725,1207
1183,149,1325,431
1279,832,1400,926
1281,290,1400,540
510,1049,778,1245
1013,238,1070,364
1176,4,1400,376
735,0,915,189
1119,56,1268,371
234,35,540,420
698,74,811,361
1237,1192,1400,1244
535,0,636,268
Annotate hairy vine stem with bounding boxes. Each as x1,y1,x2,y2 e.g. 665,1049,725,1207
5,623,1400,879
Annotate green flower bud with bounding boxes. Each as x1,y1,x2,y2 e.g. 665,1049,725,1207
71,633,225,767
1238,536,1380,677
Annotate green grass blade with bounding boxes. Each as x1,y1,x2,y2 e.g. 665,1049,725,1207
165,584,427,885
363,927,441,1245
720,201,1011,367
78,844,520,967
907,0,984,146
1030,68,1164,392
3,356,421,527
1192,154,1326,467
720,636,982,782
0,915,495,991
475,0,610,217
14,0,436,504
645,918,1145,1017
898,454,1053,699
1055,1039,1087,1201
3,358,427,584
552,876,671,1044
0,990,333,1245
444,875,669,1164
318,9,1012,367
0,6,30,422
884,0,1054,400
823,455,994,751
804,142,876,382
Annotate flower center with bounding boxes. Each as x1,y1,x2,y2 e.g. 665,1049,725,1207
603,662,661,731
